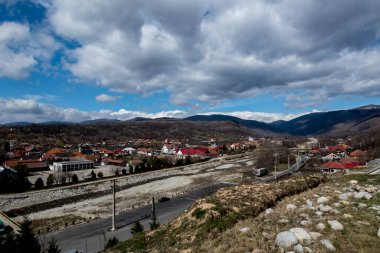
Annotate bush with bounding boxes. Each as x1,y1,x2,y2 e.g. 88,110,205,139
90,170,96,180
115,169,120,176
192,208,207,219
97,171,103,178
71,173,79,183
104,237,119,249
131,221,144,235
46,174,54,187
34,177,44,189
122,168,127,175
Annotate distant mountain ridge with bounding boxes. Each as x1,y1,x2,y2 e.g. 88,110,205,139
1,105,380,136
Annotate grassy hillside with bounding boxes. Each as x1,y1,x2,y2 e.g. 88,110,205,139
106,174,380,252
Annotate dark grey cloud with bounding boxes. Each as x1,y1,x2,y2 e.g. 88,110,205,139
44,0,380,107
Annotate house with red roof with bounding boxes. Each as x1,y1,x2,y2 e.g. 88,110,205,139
320,161,346,174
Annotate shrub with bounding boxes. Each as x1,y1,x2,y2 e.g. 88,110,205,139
122,168,127,175
104,237,119,249
46,174,54,187
192,208,207,219
71,173,79,183
97,171,103,178
34,177,44,189
131,221,144,235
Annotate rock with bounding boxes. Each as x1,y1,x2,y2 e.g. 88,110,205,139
309,232,322,240
276,231,299,248
358,203,367,209
317,197,329,204
365,187,377,193
315,211,323,216
251,249,265,253
299,213,309,219
320,239,336,251
286,251,295,253
262,232,269,238
378,228,380,238
333,202,341,208
339,193,352,200
316,223,326,230
289,227,311,242
319,205,333,213
278,219,290,224
287,204,297,211
354,192,372,200
306,199,313,208
340,200,350,205
294,244,304,253
328,220,344,231
265,208,274,215
300,220,311,227
313,194,320,198
349,180,358,185
343,213,353,219
304,247,313,253
357,221,370,226
239,227,251,233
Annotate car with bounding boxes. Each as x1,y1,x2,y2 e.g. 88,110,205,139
158,197,170,202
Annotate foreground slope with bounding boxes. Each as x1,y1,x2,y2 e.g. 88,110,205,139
107,174,380,253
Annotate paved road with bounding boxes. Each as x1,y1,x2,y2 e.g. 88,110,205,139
39,183,233,253
39,156,307,253
260,156,308,183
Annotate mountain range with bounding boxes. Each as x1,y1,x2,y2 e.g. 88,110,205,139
1,105,380,139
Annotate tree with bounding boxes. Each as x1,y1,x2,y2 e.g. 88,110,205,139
90,170,96,180
15,220,41,253
46,174,54,187
97,171,103,178
71,173,79,183
130,221,144,235
114,169,120,176
59,174,67,184
121,168,127,175
46,237,61,253
34,177,44,189
104,237,119,249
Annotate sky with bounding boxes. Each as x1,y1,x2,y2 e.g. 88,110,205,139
0,0,379,124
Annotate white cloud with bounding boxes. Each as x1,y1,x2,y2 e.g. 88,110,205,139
95,94,121,102
0,97,309,124
44,0,380,106
0,20,61,79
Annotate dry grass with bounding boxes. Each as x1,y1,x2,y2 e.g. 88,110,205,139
200,174,380,253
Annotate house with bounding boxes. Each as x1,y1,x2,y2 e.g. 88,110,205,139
123,147,136,155
101,158,126,166
349,150,368,163
4,159,49,172
320,161,346,174
161,144,178,155
137,148,153,156
321,153,340,162
52,160,94,172
340,157,362,168
177,148,208,158
230,143,242,150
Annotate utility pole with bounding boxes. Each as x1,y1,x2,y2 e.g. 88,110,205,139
111,179,116,231
274,147,277,180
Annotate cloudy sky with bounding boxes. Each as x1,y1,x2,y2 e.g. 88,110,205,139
0,0,379,123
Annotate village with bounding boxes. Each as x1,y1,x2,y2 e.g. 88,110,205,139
0,136,376,194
